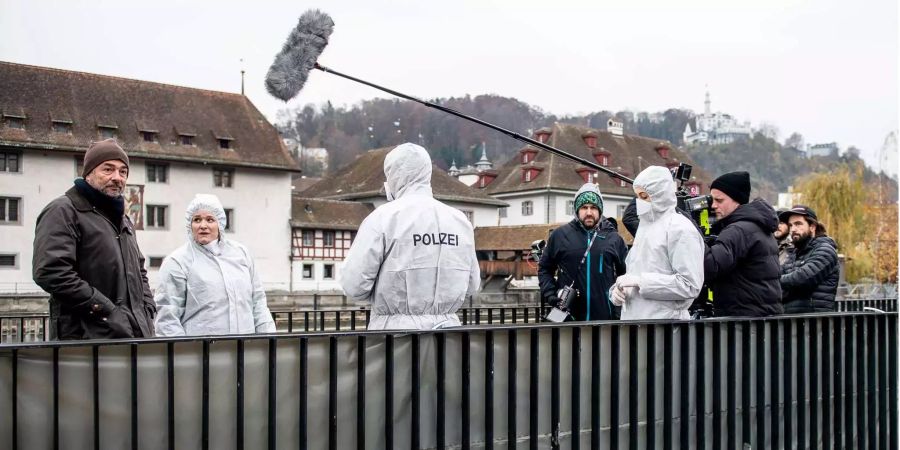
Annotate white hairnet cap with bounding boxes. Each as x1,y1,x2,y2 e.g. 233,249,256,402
185,193,226,239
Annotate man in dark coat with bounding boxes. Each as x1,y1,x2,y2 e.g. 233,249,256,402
774,211,794,265
33,139,156,340
704,171,783,316
779,205,839,313
539,183,628,321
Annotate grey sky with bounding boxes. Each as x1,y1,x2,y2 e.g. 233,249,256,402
1,0,897,170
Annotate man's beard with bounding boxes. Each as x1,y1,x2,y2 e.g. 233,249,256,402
579,216,597,229
792,231,812,248
774,230,788,240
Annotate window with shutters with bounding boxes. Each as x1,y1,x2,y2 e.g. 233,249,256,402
0,254,16,268
146,205,168,229
0,197,21,224
0,151,21,173
522,200,533,216
213,168,234,188
146,163,168,183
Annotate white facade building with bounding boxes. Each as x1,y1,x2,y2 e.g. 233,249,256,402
0,62,298,292
683,90,753,145
807,142,839,158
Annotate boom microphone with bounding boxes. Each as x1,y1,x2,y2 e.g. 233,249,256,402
265,10,334,101
266,9,634,184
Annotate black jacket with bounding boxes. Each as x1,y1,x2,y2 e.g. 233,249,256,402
538,218,628,321
704,199,783,317
780,235,839,313
33,185,156,340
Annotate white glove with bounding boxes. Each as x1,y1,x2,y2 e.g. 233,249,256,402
615,274,641,289
611,285,628,306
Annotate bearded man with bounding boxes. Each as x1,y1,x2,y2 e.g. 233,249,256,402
538,183,628,321
779,205,839,313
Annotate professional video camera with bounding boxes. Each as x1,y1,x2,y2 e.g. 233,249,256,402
670,163,715,318
530,239,575,323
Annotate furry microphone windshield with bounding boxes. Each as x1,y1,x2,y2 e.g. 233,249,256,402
265,9,334,101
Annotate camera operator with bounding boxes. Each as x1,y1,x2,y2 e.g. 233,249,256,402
610,166,705,320
538,183,628,321
704,171,783,317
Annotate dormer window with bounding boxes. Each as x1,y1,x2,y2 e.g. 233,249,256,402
179,134,195,146
577,167,598,183
535,127,552,144
521,167,541,183
51,120,72,134
141,131,158,143
5,116,25,130
213,131,235,150
98,125,117,139
582,132,598,148
593,148,611,167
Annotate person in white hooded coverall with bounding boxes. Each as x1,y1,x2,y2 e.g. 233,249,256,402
340,143,481,330
611,166,705,320
154,194,276,336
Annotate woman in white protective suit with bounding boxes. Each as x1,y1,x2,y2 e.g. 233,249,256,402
154,194,276,336
340,143,481,330
610,166,705,320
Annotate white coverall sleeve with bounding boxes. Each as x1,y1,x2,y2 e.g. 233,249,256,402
154,257,188,337
466,228,481,301
637,223,705,301
248,255,276,333
340,214,384,302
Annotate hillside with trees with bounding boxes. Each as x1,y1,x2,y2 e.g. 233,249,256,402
277,96,896,204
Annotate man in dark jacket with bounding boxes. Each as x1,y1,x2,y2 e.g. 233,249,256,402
539,183,628,321
33,139,156,340
779,205,839,313
704,171,783,316
774,212,794,265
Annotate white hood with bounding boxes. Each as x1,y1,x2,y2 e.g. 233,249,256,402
384,143,433,200
632,166,676,223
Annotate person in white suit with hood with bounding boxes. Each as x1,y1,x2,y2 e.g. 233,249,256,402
154,194,276,336
340,143,481,330
610,166,705,320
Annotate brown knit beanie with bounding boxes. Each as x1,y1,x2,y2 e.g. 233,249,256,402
82,139,129,177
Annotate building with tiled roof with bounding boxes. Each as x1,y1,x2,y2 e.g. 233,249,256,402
466,121,710,226
288,197,374,290
0,62,298,289
302,146,508,226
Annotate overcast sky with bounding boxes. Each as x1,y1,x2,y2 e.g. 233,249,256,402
1,0,897,170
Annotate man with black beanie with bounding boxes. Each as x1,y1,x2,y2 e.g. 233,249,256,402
33,139,157,339
703,171,783,316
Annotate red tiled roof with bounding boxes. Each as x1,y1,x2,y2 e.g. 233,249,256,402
485,123,711,196
302,147,508,207
290,197,374,230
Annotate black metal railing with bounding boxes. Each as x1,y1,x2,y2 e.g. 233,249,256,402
1,298,897,343
0,312,895,449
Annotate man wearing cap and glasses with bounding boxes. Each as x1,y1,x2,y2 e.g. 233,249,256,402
778,205,839,313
